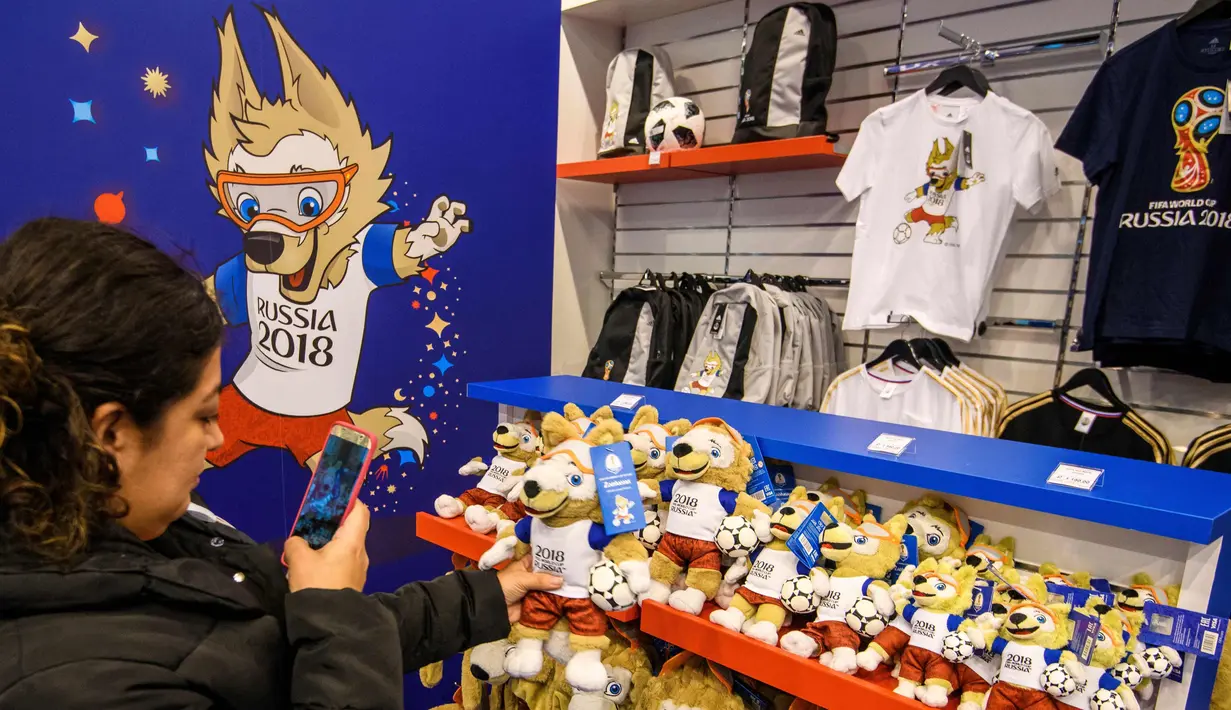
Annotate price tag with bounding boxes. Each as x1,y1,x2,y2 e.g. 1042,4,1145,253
610,393,644,411
648,151,662,166
592,441,646,536
867,433,913,456
1047,463,1103,491
1074,411,1096,434
1069,609,1099,664
1141,602,1228,661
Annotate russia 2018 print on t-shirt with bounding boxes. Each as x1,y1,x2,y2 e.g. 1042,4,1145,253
0,4,559,703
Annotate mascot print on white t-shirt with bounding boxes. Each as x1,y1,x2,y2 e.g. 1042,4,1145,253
203,10,470,471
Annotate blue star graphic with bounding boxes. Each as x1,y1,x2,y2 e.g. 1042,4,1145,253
70,100,95,124
144,147,160,162
432,355,454,375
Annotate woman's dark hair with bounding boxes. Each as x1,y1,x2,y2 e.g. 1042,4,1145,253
0,218,223,560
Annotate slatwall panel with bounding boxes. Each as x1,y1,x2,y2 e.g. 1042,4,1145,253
609,0,1231,455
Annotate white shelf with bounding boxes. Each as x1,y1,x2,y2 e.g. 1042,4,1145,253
562,0,731,26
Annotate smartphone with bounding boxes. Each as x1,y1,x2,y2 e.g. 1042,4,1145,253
287,422,376,553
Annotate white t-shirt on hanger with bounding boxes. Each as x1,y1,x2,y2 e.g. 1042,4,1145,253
836,90,1060,341
821,364,968,434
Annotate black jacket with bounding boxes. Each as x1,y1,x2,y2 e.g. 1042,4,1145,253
0,510,510,709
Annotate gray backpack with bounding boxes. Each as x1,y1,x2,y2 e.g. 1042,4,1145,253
598,48,676,158
675,282,781,403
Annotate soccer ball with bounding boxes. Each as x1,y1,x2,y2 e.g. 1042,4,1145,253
941,631,975,663
892,222,913,244
1109,661,1143,687
645,97,705,153
1040,663,1077,697
1137,646,1174,678
1090,688,1126,710
846,596,888,637
588,559,636,612
780,575,819,614
714,515,759,557
636,509,663,551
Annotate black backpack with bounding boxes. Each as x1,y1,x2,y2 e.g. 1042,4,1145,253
583,285,677,388
732,3,838,144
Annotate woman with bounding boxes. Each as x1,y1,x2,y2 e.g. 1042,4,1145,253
0,218,559,709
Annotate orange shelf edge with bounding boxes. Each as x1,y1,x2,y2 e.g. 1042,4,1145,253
640,601,949,710
556,136,846,184
414,512,639,622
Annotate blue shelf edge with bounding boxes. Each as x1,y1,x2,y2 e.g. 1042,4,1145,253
468,375,1231,545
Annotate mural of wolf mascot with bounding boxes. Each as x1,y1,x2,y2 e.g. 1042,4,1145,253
203,9,469,471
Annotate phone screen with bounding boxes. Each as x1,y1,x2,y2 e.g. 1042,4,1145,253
291,430,370,549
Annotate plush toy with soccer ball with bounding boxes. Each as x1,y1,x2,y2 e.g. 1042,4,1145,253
1056,602,1141,710
1114,572,1182,701
900,495,973,565
623,405,690,552
949,569,1046,710
782,574,820,615
709,487,820,645
641,418,772,616
1040,663,1079,697
714,515,760,558
588,558,637,612
435,420,542,534
779,497,908,675
644,97,706,153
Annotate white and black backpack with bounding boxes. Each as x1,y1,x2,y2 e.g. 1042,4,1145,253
583,284,677,387
732,3,838,144
675,281,781,403
598,48,676,158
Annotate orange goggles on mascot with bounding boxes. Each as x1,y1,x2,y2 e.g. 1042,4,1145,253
215,165,359,233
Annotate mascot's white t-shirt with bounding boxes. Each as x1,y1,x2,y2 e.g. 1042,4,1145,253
217,224,400,416
743,547,801,600
996,642,1053,690
664,480,728,540
815,576,871,622
528,518,602,599
477,455,526,496
906,608,953,654
1058,666,1107,708
964,648,1000,683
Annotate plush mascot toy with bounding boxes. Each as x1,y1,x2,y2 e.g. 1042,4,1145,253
1055,602,1140,710
1111,573,1182,701
857,558,978,706
900,496,973,565
780,496,908,673
479,414,651,693
435,420,542,533
564,403,614,436
634,653,746,710
967,594,1082,710
641,418,773,615
709,486,820,645
965,534,1016,581
817,477,870,525
1039,563,1094,598
622,406,690,551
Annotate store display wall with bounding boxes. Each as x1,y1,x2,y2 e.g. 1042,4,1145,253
0,3,559,705
587,0,1226,454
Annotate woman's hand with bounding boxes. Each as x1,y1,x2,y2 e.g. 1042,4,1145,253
285,502,371,593
496,556,563,623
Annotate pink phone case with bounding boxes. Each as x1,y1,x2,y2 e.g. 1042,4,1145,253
284,421,377,562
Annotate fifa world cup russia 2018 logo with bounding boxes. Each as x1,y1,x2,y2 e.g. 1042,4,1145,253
1172,86,1225,193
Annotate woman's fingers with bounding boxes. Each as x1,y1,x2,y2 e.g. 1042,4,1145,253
333,501,371,549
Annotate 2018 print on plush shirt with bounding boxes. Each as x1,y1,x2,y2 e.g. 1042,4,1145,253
0,2,558,703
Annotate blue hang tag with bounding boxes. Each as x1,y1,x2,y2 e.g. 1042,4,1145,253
1090,578,1113,595
1068,609,1099,664
1140,601,1228,661
768,461,795,503
966,580,994,618
787,500,839,568
865,502,883,522
592,441,647,536
887,535,919,585
967,518,986,544
744,436,778,510
1047,582,1115,609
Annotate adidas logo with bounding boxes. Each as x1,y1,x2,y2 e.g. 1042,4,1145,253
629,137,639,144
794,29,806,36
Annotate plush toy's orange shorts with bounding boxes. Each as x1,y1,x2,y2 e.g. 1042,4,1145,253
655,532,721,571
735,587,782,609
899,647,957,690
498,499,527,521
519,590,608,637
800,619,861,652
869,624,911,659
985,682,1057,709
459,488,508,509
956,663,992,695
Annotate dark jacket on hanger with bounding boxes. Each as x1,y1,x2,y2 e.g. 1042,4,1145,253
0,510,509,709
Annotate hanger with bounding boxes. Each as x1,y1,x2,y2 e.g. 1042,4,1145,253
909,338,949,370
866,339,923,373
1179,0,1231,26
930,338,962,367
741,269,765,289
637,269,655,287
1056,368,1129,411
926,64,990,97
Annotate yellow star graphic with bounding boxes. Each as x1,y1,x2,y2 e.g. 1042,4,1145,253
70,22,99,52
444,340,451,348
440,283,449,291
414,286,422,294
382,452,392,461
401,472,407,477
141,67,171,98
426,343,434,351
433,429,439,435
425,313,450,337
386,484,397,494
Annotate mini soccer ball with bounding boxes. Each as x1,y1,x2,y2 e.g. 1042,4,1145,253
1040,663,1077,697
645,97,705,153
714,515,759,557
845,596,888,637
1138,646,1174,678
780,575,819,614
892,222,913,244
588,559,636,612
636,509,663,551
1109,661,1143,687
1089,687,1126,710
941,630,975,663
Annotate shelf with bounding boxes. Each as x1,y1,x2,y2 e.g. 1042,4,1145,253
640,601,950,709
562,0,729,26
414,512,639,622
466,376,1231,544
556,136,846,184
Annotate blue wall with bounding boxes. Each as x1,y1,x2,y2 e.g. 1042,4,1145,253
1,2,559,705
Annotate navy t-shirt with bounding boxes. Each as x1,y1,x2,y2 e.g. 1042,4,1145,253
1057,20,1231,379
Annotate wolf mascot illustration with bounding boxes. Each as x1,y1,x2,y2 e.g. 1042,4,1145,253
202,10,468,470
